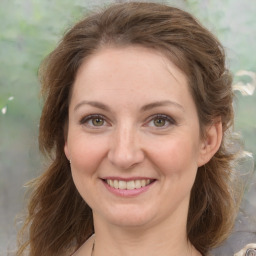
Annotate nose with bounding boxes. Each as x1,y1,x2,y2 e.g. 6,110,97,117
107,125,145,170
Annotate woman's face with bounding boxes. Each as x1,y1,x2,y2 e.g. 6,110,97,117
65,46,207,229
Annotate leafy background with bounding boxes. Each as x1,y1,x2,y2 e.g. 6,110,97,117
0,0,255,255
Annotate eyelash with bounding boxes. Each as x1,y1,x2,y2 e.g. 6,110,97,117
79,114,176,129
79,114,108,128
146,114,176,128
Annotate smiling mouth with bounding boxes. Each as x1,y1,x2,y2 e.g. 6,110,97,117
103,179,155,190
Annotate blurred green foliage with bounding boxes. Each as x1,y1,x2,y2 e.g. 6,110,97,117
1,0,255,160
184,0,256,162
0,0,255,253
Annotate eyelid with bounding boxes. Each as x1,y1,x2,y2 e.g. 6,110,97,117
79,114,110,127
145,114,177,127
79,113,176,129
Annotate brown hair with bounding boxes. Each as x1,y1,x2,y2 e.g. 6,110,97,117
17,2,242,255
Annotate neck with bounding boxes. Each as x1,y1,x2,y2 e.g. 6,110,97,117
92,213,200,256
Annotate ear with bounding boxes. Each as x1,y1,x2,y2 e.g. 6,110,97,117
197,120,223,167
64,141,70,161
64,121,70,160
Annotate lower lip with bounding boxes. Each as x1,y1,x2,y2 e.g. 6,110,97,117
102,180,155,197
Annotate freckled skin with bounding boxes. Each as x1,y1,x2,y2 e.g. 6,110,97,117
65,46,205,234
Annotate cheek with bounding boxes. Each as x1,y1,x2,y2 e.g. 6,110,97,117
150,137,199,172
145,136,200,218
68,133,108,175
68,134,108,206
155,140,197,166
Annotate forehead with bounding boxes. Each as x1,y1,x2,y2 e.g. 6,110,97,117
72,46,189,100
70,45,199,129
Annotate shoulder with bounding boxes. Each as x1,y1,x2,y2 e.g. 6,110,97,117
210,243,256,256
234,244,256,256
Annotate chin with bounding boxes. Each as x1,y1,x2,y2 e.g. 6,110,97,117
101,206,157,228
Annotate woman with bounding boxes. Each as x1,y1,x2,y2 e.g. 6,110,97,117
17,2,251,256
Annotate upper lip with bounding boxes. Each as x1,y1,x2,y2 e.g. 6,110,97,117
101,176,156,181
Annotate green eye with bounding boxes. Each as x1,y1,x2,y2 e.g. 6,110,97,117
92,117,104,126
80,114,107,128
147,114,176,129
153,118,166,127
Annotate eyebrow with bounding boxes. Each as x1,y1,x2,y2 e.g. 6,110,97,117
74,100,184,112
140,100,184,112
74,101,111,112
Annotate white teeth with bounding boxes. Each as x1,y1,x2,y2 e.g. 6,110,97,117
127,181,135,190
106,179,152,189
114,180,119,189
119,180,126,189
135,180,142,189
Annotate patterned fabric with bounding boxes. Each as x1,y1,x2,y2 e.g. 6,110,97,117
234,244,256,256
